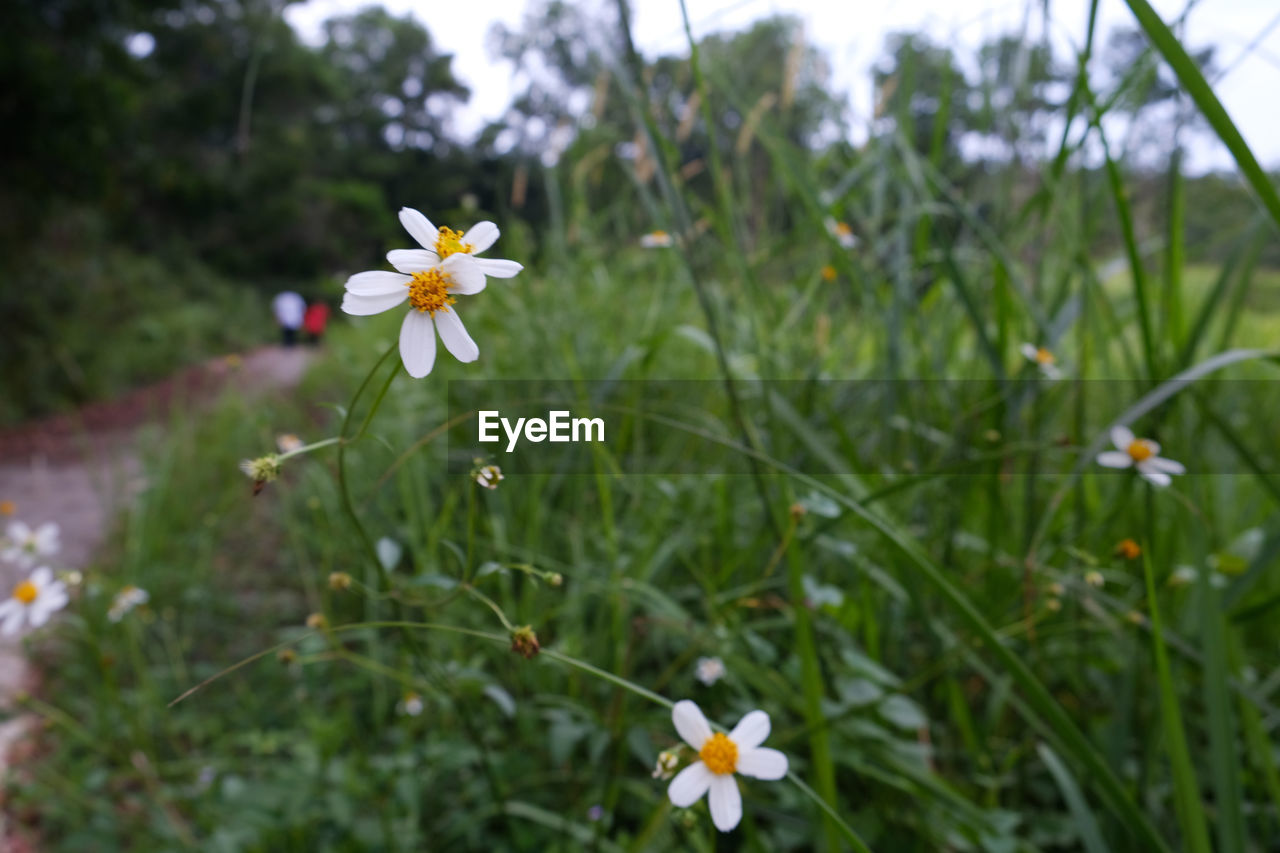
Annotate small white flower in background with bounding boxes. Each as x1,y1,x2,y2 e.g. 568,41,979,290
108,585,149,622
474,464,503,490
1169,564,1227,589
586,804,604,822
652,748,680,780
1019,343,1063,380
276,434,304,453
694,656,726,686
824,217,857,249
399,692,425,716
1096,426,1185,487
0,567,69,635
2,520,60,568
1084,570,1104,588
666,700,788,832
640,230,674,248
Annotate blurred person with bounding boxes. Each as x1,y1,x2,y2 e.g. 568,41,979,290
272,291,306,347
303,300,330,345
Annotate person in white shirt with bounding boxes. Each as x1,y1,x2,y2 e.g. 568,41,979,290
271,291,306,347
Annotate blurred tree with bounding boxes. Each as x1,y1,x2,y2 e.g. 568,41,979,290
872,33,973,178
972,35,1065,167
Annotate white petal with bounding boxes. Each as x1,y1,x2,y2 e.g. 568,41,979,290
462,221,499,253
707,775,743,832
672,700,712,750
736,747,788,780
1143,439,1162,454
0,602,23,636
399,207,438,250
473,258,523,279
1020,344,1038,361
1146,456,1185,474
399,310,437,378
434,309,478,363
30,567,53,588
668,762,713,808
42,581,68,610
7,521,30,541
1096,451,1133,469
442,253,485,296
1042,364,1063,380
345,271,410,296
728,710,771,751
342,290,409,317
1138,467,1172,488
387,249,440,274
1110,425,1135,451
28,601,52,627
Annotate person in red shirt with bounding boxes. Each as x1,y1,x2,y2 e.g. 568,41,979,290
303,301,330,345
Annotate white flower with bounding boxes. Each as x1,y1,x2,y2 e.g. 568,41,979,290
694,656,726,686
0,567,69,635
824,217,857,249
474,464,503,490
640,230,674,248
342,252,485,379
1096,426,1185,487
108,585,150,622
2,520,60,568
399,692,424,716
666,700,788,832
387,207,523,285
276,433,304,453
652,748,680,780
1019,343,1063,380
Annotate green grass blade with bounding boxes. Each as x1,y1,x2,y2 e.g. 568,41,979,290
1199,575,1246,852
1140,547,1212,853
1036,743,1109,853
1124,0,1280,233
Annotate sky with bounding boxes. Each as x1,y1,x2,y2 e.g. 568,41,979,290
285,0,1280,173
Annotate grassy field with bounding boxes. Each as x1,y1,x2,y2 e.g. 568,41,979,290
6,4,1280,851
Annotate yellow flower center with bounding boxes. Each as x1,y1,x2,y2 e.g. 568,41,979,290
834,222,852,237
699,733,738,775
0,500,14,516
407,269,457,315
1035,347,1055,365
1126,440,1155,462
13,580,37,605
821,265,837,281
433,226,474,260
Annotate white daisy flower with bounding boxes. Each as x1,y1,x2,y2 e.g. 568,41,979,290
276,433,304,453
0,567,69,635
107,585,149,622
694,656,726,686
2,520,60,568
1019,343,1063,380
666,700,788,832
824,217,857,249
652,748,680,780
386,207,523,285
399,692,425,717
640,230,674,248
474,464,503,490
341,250,487,379
1096,426,1185,487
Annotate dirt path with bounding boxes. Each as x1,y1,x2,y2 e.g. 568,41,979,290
0,345,314,821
